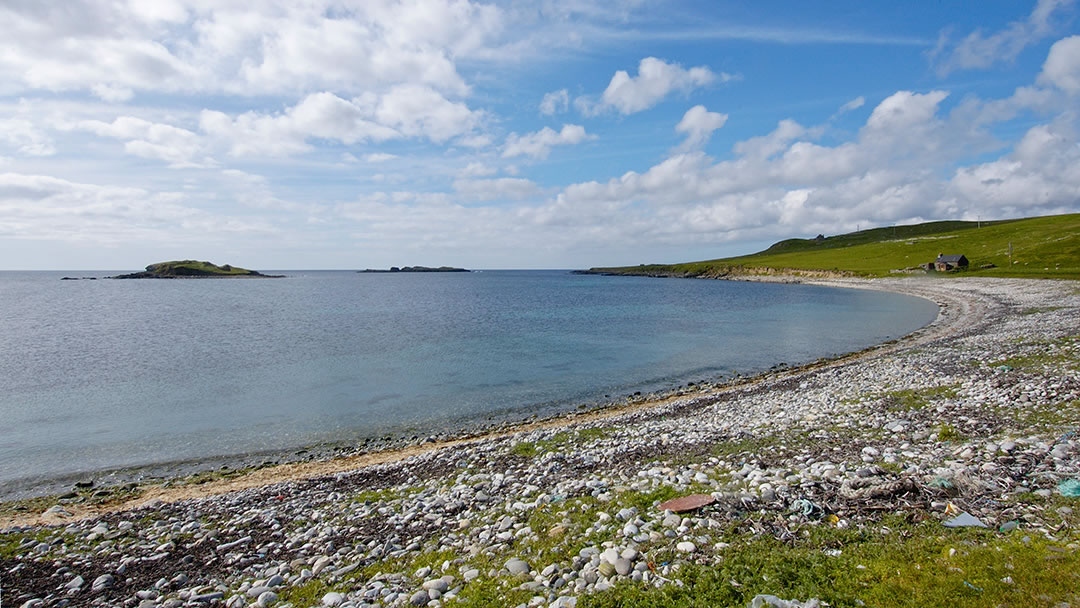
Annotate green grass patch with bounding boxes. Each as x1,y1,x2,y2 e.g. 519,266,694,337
936,423,964,442
1001,399,1080,434
880,385,959,412
995,336,1079,372
277,578,332,607
513,427,614,458
586,213,1080,279
578,518,1080,608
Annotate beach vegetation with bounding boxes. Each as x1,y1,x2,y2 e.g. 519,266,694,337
936,424,963,442
881,385,959,412
576,515,1080,608
277,578,332,606
512,427,614,458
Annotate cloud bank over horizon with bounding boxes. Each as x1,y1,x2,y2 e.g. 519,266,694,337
0,1,1078,269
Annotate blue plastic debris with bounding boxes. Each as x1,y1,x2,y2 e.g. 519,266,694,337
943,512,988,528
1059,478,1080,497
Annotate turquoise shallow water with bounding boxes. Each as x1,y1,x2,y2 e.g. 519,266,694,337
0,270,937,495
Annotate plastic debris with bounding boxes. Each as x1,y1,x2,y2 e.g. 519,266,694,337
943,512,988,528
750,595,821,608
944,501,960,516
791,499,821,518
999,520,1019,532
657,494,715,513
1059,478,1080,497
825,513,840,526
963,581,983,592
929,477,956,491
997,365,1013,371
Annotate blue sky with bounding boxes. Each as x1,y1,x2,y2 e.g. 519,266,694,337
1,0,1078,270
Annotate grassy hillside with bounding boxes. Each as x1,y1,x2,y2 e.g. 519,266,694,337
589,213,1080,279
144,260,260,276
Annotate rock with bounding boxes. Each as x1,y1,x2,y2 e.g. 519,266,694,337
676,541,696,553
92,574,115,592
423,578,449,593
505,558,530,576
321,592,345,606
312,556,333,575
750,595,821,608
65,575,84,589
463,568,480,582
256,591,278,607
409,590,429,606
597,562,615,577
614,558,632,576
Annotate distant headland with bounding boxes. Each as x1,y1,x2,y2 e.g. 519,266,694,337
108,260,284,279
359,266,469,273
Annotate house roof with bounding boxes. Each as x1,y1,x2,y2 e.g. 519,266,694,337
936,254,967,263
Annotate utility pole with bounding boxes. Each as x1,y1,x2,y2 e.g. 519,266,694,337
1009,241,1013,265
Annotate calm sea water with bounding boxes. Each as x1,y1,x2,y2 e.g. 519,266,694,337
0,270,936,496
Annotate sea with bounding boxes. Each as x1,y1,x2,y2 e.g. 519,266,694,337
0,270,938,498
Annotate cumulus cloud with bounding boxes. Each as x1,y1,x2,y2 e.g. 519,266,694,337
200,88,482,157
1038,35,1080,93
0,0,504,98
594,57,725,115
460,162,497,177
453,177,541,201
0,119,56,156
77,116,211,168
675,105,728,149
502,124,592,159
930,0,1075,76
362,153,398,163
523,78,1077,251
540,89,570,115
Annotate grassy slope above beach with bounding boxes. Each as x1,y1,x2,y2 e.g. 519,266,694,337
586,213,1080,279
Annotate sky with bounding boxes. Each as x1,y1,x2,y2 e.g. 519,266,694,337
1,0,1078,270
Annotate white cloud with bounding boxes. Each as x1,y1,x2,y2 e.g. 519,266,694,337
836,96,866,115
597,57,721,115
0,119,56,156
453,177,540,201
675,105,728,149
199,88,482,157
460,162,497,177
0,172,275,244
931,0,1075,76
77,116,211,168
503,124,592,159
91,84,135,102
540,89,570,115
0,1,505,98
1039,35,1080,93
363,153,398,163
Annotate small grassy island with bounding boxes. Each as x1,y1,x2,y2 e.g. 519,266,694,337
359,266,469,273
111,260,283,279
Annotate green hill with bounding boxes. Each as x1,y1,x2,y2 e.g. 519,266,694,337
585,213,1080,280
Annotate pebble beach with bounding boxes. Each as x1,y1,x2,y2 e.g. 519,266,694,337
3,276,1079,608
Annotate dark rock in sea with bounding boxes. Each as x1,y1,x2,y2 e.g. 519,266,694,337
359,266,470,273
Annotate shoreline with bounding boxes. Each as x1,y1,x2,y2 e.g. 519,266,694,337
1,276,967,525
4,276,1078,608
